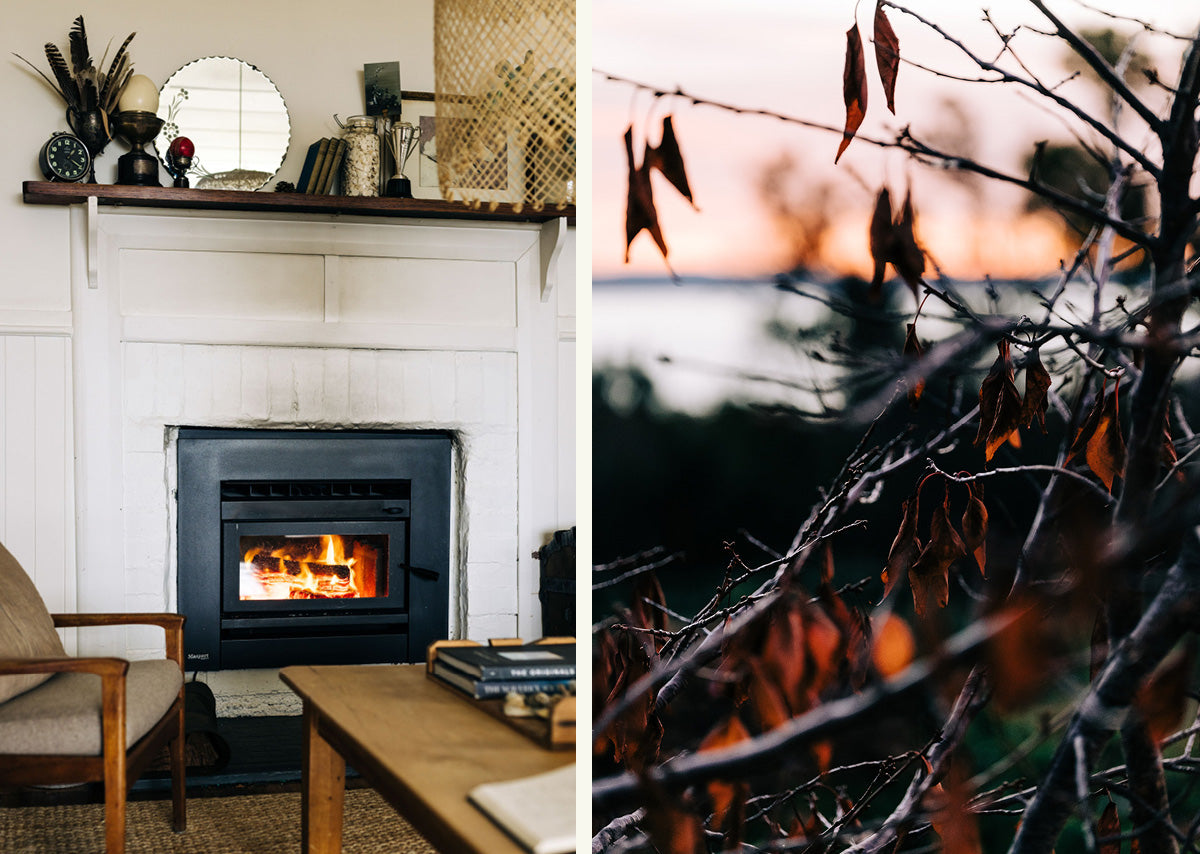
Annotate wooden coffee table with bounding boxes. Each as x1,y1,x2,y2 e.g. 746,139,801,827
280,664,574,854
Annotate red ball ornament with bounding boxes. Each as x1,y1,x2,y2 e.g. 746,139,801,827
169,136,194,158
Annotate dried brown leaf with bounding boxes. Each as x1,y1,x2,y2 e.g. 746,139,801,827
908,488,964,616
960,481,988,576
699,714,751,834
643,799,707,854
1099,796,1118,854
891,190,926,303
882,494,921,600
868,188,893,300
624,127,669,264
873,1,900,114
1134,641,1195,743
631,572,669,635
975,340,1023,464
988,599,1052,711
747,659,793,730
1085,384,1126,494
1097,797,1120,854
759,602,808,713
836,23,868,163
1021,348,1052,432
821,581,870,689
870,612,915,678
646,115,697,208
903,322,925,408
1068,384,1105,462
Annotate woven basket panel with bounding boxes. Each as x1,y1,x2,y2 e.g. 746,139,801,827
434,0,576,211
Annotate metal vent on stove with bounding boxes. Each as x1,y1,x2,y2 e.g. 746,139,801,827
220,480,411,500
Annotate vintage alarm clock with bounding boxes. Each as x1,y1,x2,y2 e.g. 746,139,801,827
38,132,92,182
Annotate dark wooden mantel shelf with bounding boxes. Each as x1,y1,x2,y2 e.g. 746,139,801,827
22,181,575,225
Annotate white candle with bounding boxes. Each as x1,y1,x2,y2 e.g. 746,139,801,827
118,74,160,113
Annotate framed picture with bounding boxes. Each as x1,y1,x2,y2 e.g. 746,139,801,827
400,97,523,205
364,62,402,117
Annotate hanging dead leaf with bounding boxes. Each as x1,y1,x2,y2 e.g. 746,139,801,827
1134,640,1195,743
758,600,809,714
811,739,833,774
804,607,843,704
928,764,982,854
646,115,697,209
631,572,669,636
1067,382,1106,463
821,581,870,689
870,611,915,678
988,599,1053,711
891,191,926,303
873,1,900,114
747,659,793,730
974,340,1023,464
624,127,670,264
960,480,987,576
866,187,926,303
868,188,893,300
903,322,925,408
698,714,751,835
1085,383,1126,494
1097,795,1120,854
643,798,708,854
598,627,663,770
836,22,868,163
821,541,836,585
1021,348,1052,432
908,486,964,616
882,494,921,600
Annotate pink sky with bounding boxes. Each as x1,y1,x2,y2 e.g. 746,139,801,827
592,1,1198,279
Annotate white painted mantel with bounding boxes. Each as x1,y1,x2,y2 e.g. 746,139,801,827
3,200,574,713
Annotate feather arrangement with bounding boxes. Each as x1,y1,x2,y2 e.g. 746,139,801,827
13,16,135,116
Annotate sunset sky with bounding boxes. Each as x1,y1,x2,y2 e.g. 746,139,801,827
592,1,1199,280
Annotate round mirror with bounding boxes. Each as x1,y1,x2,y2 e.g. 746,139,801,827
155,57,290,191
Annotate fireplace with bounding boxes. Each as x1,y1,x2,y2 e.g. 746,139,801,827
177,428,452,670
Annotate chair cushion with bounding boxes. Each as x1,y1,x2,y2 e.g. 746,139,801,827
0,659,182,755
0,542,68,704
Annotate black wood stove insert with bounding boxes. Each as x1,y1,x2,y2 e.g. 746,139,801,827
177,428,452,670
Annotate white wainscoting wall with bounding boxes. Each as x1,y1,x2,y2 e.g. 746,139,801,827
1,203,574,711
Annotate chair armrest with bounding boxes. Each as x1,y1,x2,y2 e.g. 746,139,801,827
50,613,186,671
0,656,130,761
0,656,128,679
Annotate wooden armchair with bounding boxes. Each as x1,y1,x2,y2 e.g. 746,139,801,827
0,543,186,854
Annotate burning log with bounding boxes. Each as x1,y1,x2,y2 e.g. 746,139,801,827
247,555,351,580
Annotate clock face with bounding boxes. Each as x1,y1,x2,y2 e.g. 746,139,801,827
40,134,91,182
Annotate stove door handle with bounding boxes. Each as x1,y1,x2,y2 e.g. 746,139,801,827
403,564,439,580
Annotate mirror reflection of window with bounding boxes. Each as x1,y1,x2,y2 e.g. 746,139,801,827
156,57,290,188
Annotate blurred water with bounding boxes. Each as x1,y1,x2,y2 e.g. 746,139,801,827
593,276,837,414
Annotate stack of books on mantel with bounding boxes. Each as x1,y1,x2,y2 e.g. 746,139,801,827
431,642,576,700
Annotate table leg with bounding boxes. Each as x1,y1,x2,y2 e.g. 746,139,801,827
302,701,346,854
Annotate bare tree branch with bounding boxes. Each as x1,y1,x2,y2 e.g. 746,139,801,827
1027,0,1166,131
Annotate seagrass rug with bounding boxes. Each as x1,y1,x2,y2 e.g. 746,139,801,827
0,787,439,853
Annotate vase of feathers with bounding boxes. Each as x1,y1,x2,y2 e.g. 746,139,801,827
65,108,110,184
14,16,135,184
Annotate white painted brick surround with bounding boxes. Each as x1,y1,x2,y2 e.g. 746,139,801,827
120,343,519,715
122,340,519,625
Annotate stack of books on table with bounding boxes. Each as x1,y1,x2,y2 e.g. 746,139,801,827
431,642,576,700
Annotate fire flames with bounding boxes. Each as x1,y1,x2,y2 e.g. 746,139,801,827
239,534,382,600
